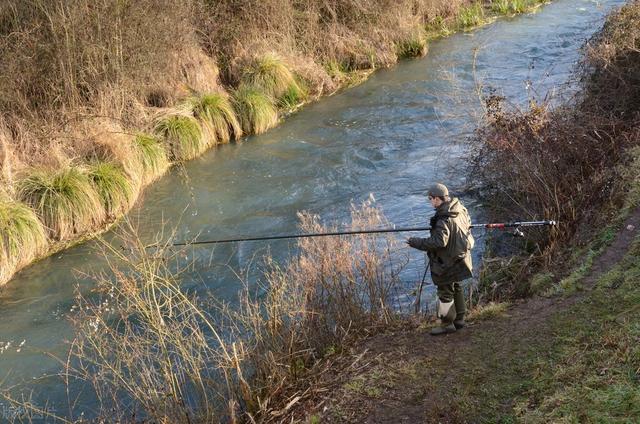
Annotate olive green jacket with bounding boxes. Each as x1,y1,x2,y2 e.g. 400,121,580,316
412,198,473,285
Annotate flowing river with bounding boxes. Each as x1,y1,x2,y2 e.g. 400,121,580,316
0,0,625,418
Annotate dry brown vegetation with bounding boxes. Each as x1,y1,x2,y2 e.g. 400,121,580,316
0,0,471,176
0,201,410,422
0,0,483,286
469,0,640,298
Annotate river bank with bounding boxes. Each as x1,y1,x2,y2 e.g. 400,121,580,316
278,1,640,421
0,0,551,287
0,0,631,420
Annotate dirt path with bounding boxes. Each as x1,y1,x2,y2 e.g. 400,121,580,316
286,208,640,423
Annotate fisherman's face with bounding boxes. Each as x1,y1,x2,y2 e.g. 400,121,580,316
428,196,443,209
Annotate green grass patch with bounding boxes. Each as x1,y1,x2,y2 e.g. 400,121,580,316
154,114,204,161
545,219,620,296
0,195,47,275
88,162,135,217
425,16,454,39
242,53,305,105
323,60,374,88
514,237,640,422
467,301,510,320
133,133,170,184
277,81,307,109
396,34,428,59
457,2,486,29
190,93,242,143
17,167,105,240
529,271,555,293
616,146,640,217
232,85,279,135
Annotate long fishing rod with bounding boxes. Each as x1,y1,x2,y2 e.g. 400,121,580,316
167,220,557,247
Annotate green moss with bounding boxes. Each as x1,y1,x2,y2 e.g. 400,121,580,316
154,114,204,161
190,93,242,143
133,133,170,184
17,167,105,240
232,85,279,135
88,162,135,217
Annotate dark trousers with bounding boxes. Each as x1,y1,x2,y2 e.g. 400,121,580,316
436,281,466,319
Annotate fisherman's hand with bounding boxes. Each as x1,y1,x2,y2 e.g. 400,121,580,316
406,237,422,249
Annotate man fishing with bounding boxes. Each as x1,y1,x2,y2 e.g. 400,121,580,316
407,183,474,336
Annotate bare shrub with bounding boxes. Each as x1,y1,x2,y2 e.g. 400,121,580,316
469,0,640,298
52,201,406,422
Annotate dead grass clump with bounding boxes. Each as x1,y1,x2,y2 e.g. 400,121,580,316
0,0,194,125
66,231,232,423
583,0,640,123
211,200,407,418
198,0,467,86
467,301,510,321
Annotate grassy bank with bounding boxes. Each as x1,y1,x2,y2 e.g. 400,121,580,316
0,0,549,286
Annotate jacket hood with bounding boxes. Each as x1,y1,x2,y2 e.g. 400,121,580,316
436,197,462,218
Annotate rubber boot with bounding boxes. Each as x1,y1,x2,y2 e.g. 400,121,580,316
430,322,456,336
453,315,465,330
430,299,457,336
453,282,466,330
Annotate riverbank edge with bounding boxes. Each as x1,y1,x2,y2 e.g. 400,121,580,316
275,1,640,421
0,0,551,288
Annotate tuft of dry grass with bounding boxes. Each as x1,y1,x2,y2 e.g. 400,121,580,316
467,301,510,320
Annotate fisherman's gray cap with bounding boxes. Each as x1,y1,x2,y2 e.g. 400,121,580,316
428,183,449,197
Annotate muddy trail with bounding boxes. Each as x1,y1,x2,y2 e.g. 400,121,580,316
280,208,640,423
